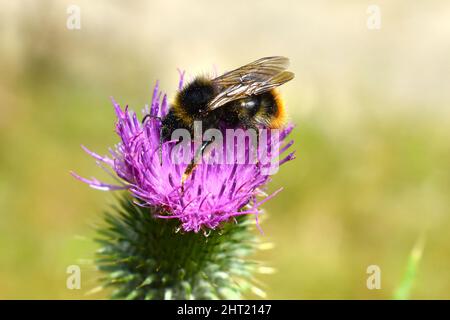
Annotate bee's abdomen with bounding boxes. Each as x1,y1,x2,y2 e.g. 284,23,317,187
257,90,286,129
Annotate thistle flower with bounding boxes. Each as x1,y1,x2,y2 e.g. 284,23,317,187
73,72,295,299
72,78,295,233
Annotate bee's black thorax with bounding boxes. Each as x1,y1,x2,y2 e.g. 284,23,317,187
176,78,216,117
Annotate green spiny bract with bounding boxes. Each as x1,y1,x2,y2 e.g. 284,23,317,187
95,196,261,299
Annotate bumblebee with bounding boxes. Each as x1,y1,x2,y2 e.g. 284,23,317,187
159,56,294,140
144,56,294,184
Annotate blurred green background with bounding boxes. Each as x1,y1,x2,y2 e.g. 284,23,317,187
0,0,449,299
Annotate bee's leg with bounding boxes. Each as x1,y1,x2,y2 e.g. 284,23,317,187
181,137,215,188
239,119,260,149
248,125,260,165
142,114,163,164
240,121,260,165
142,114,162,124
251,125,260,149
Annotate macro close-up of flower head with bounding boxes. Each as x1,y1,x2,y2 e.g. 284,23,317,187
72,77,295,233
67,64,296,299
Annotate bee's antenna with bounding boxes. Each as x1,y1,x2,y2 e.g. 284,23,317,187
142,114,162,124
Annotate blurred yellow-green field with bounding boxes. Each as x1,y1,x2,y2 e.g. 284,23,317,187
0,0,449,299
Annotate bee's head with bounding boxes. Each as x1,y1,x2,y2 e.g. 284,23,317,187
177,77,215,116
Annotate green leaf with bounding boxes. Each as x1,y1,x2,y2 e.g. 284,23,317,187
393,234,426,300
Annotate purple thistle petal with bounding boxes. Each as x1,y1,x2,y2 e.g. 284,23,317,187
177,69,185,90
70,171,127,191
81,145,114,167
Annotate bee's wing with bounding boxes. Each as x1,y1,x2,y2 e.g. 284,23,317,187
208,56,294,111
212,56,290,86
